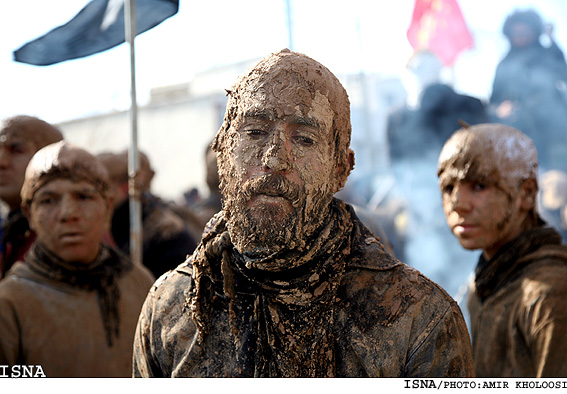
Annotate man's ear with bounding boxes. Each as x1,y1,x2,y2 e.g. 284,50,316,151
334,148,355,193
519,178,538,211
22,204,33,230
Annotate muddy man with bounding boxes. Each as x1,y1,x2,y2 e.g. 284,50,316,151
133,49,474,377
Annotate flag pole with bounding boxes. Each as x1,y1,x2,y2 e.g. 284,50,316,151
285,0,294,50
125,0,142,266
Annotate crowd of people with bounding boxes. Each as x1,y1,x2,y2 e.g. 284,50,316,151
0,7,566,379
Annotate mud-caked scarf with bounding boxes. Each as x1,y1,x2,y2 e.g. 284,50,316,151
187,198,354,377
25,242,132,346
475,226,567,302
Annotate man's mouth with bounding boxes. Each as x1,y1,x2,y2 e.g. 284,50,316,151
59,232,85,242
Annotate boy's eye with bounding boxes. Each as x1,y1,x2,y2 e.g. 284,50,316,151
442,184,454,195
37,197,56,205
471,182,487,192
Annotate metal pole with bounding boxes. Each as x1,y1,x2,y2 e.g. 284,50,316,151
125,0,142,266
285,0,294,51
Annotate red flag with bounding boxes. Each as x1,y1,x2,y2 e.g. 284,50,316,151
407,0,473,66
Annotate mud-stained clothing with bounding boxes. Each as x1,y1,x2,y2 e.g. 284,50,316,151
468,227,567,377
0,243,155,377
133,201,473,377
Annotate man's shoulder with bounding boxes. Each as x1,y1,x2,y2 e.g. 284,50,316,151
519,245,567,291
147,260,194,299
343,235,457,314
345,255,454,303
0,262,55,304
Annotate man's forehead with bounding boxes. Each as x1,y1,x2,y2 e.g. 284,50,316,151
240,108,321,128
440,155,512,192
236,90,333,129
35,179,99,194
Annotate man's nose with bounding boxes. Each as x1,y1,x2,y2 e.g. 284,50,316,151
262,132,291,172
0,148,10,168
59,195,80,221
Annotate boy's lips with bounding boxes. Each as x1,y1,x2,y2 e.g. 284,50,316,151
453,223,477,235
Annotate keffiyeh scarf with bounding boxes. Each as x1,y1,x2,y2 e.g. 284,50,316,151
187,198,354,377
26,242,132,346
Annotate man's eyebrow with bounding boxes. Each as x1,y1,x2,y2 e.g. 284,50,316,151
242,109,272,121
242,110,321,129
287,114,320,129
34,189,59,198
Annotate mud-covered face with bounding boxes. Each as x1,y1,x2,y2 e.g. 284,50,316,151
28,179,111,264
439,173,528,260
0,134,38,210
438,125,537,259
219,89,337,259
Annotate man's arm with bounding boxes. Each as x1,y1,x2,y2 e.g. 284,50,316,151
0,289,20,366
405,302,475,377
132,290,162,377
524,282,567,377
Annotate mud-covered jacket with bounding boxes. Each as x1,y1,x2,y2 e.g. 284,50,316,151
0,244,155,377
133,203,474,377
468,227,567,377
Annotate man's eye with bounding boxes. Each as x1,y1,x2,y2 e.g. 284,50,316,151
294,135,315,146
246,129,267,139
9,144,26,154
37,197,55,205
78,193,95,200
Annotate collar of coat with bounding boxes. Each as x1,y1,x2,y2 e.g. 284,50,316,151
25,241,132,347
474,226,567,302
176,198,398,377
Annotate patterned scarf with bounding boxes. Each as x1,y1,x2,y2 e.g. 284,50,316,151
475,226,567,302
25,242,132,346
187,198,354,377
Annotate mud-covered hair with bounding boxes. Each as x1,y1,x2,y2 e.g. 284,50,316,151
21,141,110,209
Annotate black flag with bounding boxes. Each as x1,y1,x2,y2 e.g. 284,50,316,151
13,0,179,66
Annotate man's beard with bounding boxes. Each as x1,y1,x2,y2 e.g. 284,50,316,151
223,173,331,259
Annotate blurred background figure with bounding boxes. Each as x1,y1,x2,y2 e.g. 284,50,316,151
489,8,567,172
0,141,154,377
388,50,487,162
0,115,63,279
382,50,485,294
539,169,567,243
98,149,199,279
184,143,223,234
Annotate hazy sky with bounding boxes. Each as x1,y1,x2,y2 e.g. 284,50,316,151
1,0,566,124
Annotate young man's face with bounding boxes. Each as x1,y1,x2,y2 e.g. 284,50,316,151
220,89,337,258
0,135,38,210
27,179,110,264
440,175,529,260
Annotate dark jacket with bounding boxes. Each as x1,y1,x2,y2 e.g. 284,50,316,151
468,227,567,377
0,243,155,377
0,209,35,279
111,192,198,278
133,202,474,377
